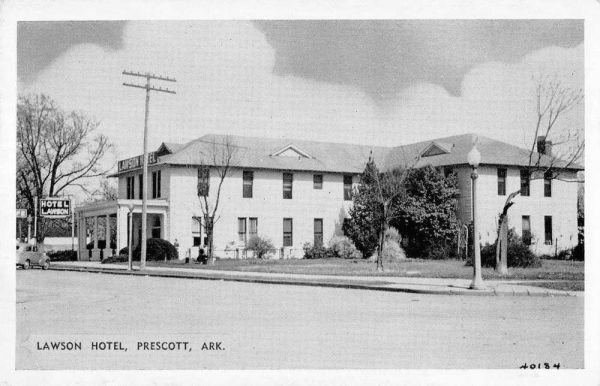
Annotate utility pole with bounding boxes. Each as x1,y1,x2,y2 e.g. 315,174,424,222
122,70,176,270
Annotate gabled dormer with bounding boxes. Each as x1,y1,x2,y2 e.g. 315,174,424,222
420,141,453,157
270,144,314,159
156,142,184,157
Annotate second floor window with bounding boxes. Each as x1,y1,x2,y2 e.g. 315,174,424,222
520,169,530,197
126,176,135,199
283,173,293,199
497,168,506,196
343,175,353,200
152,170,161,199
197,166,209,197
243,171,253,198
138,174,143,199
313,174,323,189
544,170,552,197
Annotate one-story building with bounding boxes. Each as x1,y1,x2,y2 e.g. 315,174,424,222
74,133,582,260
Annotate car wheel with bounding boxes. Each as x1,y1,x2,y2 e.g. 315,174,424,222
23,260,30,270
42,260,50,270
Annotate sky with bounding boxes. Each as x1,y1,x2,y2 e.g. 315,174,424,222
18,20,584,170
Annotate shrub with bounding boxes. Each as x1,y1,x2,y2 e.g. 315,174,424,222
477,229,541,268
47,250,78,261
573,243,584,261
246,235,274,259
117,238,178,261
379,228,406,261
101,255,128,264
328,235,361,259
302,243,334,259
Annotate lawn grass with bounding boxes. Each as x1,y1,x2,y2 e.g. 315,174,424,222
142,257,584,284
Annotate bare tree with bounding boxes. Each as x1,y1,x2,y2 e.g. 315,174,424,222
17,94,111,240
494,76,583,273
197,136,237,263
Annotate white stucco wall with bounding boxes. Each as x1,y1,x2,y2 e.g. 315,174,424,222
456,165,578,255
166,167,354,258
116,162,579,259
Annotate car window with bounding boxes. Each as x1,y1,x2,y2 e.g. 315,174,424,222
25,246,32,251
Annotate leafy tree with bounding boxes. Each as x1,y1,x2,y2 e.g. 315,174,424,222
390,165,459,258
343,158,381,258
344,157,410,270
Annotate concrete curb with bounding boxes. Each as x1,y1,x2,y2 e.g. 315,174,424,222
48,265,580,297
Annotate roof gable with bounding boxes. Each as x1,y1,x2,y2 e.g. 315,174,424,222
420,141,453,157
270,144,314,159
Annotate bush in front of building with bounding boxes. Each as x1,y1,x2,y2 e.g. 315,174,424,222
302,243,334,259
116,238,178,261
477,229,541,268
47,250,78,261
572,243,584,261
328,235,361,259
246,235,275,259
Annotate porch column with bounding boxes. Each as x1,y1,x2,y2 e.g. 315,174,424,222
117,206,129,254
91,215,101,261
77,214,85,261
103,214,112,258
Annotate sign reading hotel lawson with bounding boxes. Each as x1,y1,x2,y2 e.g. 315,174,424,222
118,152,158,172
40,198,71,218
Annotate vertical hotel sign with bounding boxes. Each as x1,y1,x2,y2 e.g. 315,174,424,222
118,151,158,172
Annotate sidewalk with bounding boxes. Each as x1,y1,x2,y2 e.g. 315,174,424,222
49,261,583,297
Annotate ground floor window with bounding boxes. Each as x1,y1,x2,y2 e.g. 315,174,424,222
238,218,247,243
151,216,161,238
283,218,293,247
314,218,323,247
192,216,202,246
522,216,531,245
249,217,258,239
544,216,553,245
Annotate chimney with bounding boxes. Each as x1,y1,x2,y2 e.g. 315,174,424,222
537,136,552,157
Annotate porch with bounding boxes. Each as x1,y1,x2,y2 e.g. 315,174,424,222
74,199,169,261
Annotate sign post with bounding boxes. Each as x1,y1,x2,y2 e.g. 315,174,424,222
16,209,27,242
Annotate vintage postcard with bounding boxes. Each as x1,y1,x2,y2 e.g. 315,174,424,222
1,0,599,385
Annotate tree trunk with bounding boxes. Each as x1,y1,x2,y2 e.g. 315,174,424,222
495,217,508,274
377,225,385,272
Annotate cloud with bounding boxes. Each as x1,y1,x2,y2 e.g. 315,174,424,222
22,21,583,171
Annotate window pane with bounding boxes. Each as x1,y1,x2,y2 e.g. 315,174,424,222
243,171,253,198
139,174,143,199
198,167,210,196
497,168,506,196
238,218,247,243
314,218,323,247
283,218,293,247
520,170,530,196
343,175,353,200
192,217,201,233
249,218,258,236
283,173,293,199
313,174,323,189
544,170,552,197
545,216,553,244
522,216,531,245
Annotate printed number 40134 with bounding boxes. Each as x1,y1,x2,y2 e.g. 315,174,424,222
520,362,560,369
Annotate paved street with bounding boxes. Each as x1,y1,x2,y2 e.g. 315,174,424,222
16,270,583,369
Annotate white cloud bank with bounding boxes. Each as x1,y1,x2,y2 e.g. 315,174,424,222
22,21,583,168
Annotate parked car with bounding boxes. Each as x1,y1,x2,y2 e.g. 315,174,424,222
16,243,50,270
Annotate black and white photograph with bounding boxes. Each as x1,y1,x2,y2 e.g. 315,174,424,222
1,0,599,385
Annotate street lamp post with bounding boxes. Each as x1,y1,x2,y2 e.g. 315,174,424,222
467,144,484,290
128,202,134,271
